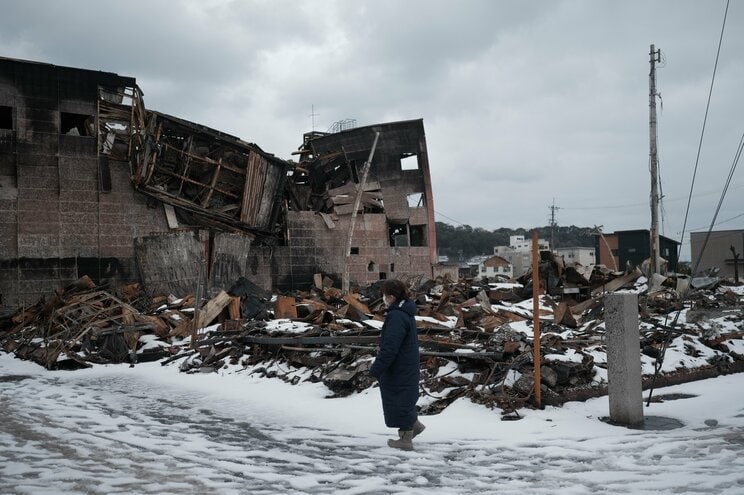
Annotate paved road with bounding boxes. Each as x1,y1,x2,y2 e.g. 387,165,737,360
1,365,743,495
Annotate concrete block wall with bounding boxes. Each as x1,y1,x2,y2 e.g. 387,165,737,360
0,58,168,313
276,211,432,291
99,158,168,259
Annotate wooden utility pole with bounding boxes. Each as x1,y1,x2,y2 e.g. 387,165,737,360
649,44,662,275
342,132,380,294
531,230,542,408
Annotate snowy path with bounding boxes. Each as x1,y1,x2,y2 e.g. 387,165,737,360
1,356,743,494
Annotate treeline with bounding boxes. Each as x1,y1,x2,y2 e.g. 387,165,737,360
435,222,596,261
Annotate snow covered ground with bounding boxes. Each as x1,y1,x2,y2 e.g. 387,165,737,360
1,352,743,495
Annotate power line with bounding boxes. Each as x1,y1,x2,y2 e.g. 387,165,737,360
559,182,744,211
434,210,468,226
688,211,744,233
692,130,744,273
679,0,730,262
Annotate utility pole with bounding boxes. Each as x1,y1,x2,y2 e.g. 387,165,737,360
649,44,661,276
549,198,559,250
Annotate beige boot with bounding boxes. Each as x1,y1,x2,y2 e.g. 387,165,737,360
388,429,414,451
412,420,426,438
399,420,426,439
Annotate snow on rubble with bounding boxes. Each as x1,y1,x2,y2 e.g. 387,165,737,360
1,268,743,417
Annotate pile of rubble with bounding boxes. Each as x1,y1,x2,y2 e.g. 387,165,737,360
1,261,743,415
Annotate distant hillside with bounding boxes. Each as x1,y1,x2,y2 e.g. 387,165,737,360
435,222,595,261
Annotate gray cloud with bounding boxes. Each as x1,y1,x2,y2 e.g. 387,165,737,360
0,0,742,259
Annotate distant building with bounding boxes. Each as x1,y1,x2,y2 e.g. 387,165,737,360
555,246,595,266
594,229,679,273
505,235,549,251
493,235,549,277
433,262,459,281
690,229,744,279
478,255,513,280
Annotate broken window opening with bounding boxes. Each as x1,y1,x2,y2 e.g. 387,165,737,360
368,261,377,272
61,112,95,136
389,223,409,247
410,225,426,247
0,106,12,130
350,247,359,255
379,272,387,280
400,153,419,171
407,192,424,208
390,263,395,272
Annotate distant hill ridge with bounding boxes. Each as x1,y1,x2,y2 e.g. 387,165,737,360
435,222,595,261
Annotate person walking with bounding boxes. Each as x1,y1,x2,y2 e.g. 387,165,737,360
369,279,425,451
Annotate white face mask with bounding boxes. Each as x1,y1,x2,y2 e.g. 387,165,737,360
383,294,394,307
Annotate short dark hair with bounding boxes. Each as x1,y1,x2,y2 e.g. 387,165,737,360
381,279,409,302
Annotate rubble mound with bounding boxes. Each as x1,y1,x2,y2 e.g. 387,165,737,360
2,266,743,415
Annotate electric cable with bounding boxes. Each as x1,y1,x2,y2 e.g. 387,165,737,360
646,0,731,405
434,210,468,226
678,0,730,264
692,130,744,274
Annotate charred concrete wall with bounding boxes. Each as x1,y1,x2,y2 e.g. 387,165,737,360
0,57,168,311
279,120,437,290
272,211,432,291
300,120,437,268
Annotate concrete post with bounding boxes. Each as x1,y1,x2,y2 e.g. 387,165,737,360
605,293,644,426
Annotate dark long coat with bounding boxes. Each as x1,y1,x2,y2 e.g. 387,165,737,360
369,299,420,429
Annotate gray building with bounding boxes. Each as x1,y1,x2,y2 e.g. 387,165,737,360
690,229,744,279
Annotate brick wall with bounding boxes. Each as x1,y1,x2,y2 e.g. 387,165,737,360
275,211,432,291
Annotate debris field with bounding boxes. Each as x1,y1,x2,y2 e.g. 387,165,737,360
1,257,743,417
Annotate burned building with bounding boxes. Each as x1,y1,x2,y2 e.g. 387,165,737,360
0,57,437,313
282,120,438,289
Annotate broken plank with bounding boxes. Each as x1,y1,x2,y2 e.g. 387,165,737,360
343,293,371,315
274,295,298,319
195,334,380,347
591,268,642,296
163,203,179,229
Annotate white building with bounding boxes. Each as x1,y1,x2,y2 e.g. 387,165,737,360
478,255,513,280
506,235,549,251
493,235,550,277
555,246,596,266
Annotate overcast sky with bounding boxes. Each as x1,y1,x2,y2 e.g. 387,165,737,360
1,0,742,259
